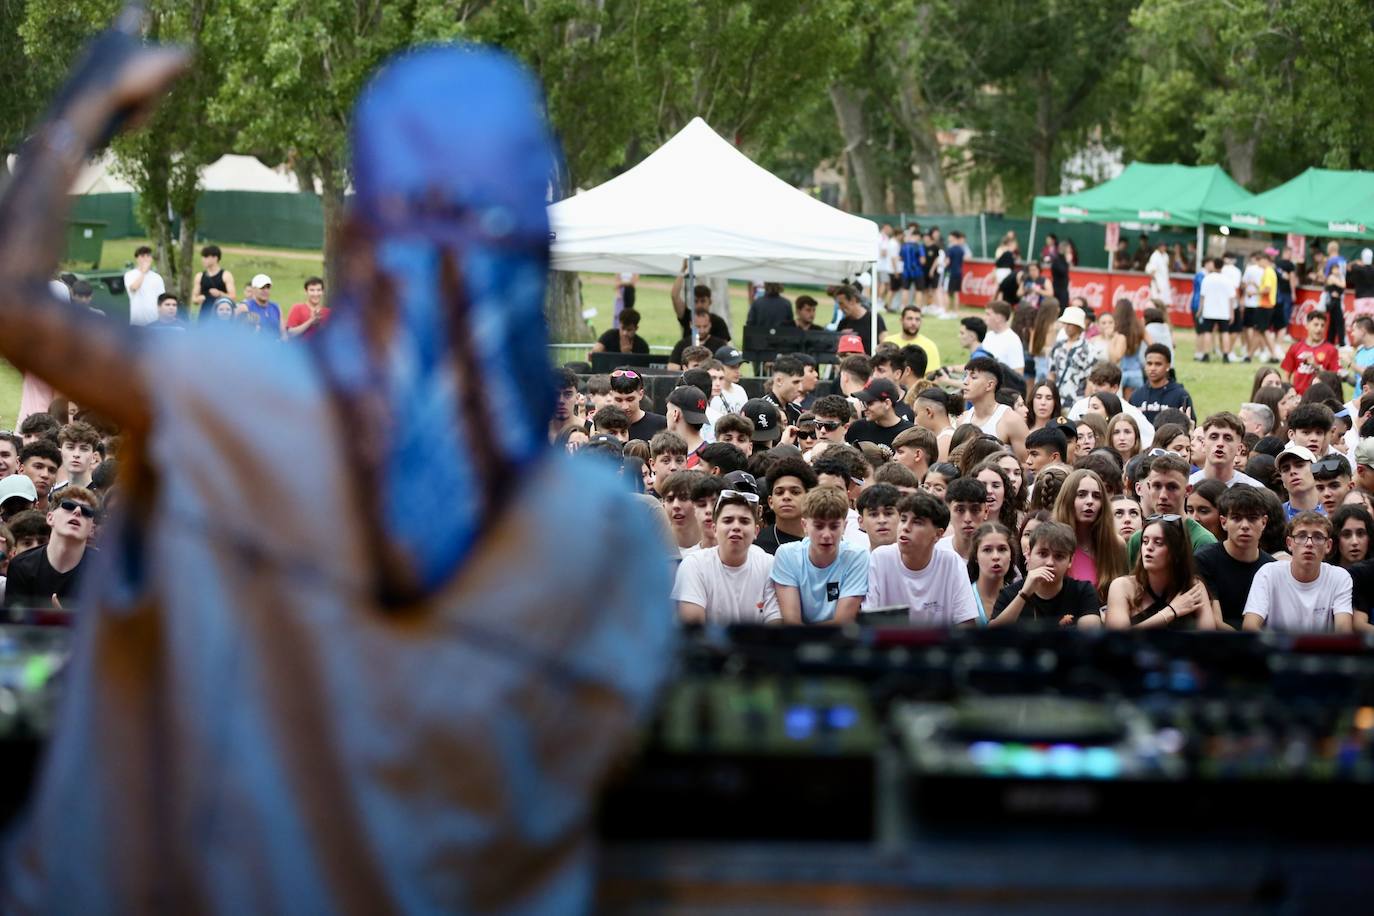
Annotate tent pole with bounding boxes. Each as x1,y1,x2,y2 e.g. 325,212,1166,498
980,213,988,258
870,262,879,351
1028,215,1038,268
1195,224,1204,271
687,256,698,345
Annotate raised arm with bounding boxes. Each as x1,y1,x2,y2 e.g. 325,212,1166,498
0,21,187,437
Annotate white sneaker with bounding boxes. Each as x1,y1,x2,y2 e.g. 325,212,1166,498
1226,352,1244,363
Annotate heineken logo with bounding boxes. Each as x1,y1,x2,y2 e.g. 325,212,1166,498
1329,221,1366,233
1058,206,1089,217
1230,213,1264,226
1138,209,1170,220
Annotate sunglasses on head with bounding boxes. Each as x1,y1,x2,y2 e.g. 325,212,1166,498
716,489,761,510
59,499,96,519
1313,456,1348,476
1146,513,1182,524
1146,448,1173,458
610,369,640,379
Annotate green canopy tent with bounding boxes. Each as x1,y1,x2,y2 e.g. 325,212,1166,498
1029,162,1254,278
1204,167,1374,240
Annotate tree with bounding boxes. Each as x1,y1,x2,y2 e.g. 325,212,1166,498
22,0,231,300
0,0,52,187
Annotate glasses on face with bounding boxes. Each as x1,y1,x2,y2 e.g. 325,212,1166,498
716,489,761,511
1291,532,1329,545
610,369,640,379
814,420,842,431
58,499,96,519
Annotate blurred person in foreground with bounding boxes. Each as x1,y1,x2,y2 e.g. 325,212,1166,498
0,13,671,911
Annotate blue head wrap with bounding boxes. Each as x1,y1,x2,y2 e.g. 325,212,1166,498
314,46,557,603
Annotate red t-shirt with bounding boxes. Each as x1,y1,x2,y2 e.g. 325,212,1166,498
1280,340,1340,394
286,303,331,338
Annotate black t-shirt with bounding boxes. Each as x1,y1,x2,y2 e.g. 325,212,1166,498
746,295,795,329
995,251,1016,271
762,391,802,427
997,270,1021,304
1194,542,1275,628
1347,559,1374,613
754,525,803,556
991,576,1101,624
1049,254,1070,303
1275,258,1296,295
1348,263,1374,299
3,545,92,610
845,417,913,448
669,334,727,366
596,328,650,354
628,411,667,442
677,309,732,341
835,310,886,354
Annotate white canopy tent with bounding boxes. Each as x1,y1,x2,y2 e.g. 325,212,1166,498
199,154,303,193
549,117,880,340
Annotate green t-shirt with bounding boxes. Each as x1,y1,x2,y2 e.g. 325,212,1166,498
1127,517,1218,566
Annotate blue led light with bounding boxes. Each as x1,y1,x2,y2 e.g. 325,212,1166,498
826,704,858,730
1084,747,1122,779
784,706,816,740
1047,743,1084,778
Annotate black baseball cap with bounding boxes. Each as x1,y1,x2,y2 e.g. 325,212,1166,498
714,345,744,367
742,398,783,443
853,378,901,405
666,385,709,425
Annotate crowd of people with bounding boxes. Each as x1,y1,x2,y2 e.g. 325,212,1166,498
556,249,1374,634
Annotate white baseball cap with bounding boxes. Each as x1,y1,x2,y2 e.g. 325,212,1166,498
250,273,273,288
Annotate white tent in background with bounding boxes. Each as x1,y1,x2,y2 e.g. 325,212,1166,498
548,117,878,285
71,152,136,194
199,154,302,193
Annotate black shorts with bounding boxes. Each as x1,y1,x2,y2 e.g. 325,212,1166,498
1242,307,1265,328
1229,309,1245,332
1199,317,1230,333
890,274,906,292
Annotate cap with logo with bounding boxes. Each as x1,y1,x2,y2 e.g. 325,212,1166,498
1276,443,1316,467
721,470,759,495
837,333,866,354
714,345,744,367
742,398,783,443
666,385,709,425
853,378,901,405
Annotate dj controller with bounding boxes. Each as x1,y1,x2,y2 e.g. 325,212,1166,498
4,622,1373,910
598,625,1374,912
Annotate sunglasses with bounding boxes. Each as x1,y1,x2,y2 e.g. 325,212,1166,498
610,369,640,379
1313,456,1349,475
814,419,842,431
58,499,96,519
1146,514,1182,523
716,489,761,510
1146,448,1173,458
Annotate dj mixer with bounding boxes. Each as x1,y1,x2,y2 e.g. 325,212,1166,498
598,625,1374,911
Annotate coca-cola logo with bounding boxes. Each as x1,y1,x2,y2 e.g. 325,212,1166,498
961,269,1001,297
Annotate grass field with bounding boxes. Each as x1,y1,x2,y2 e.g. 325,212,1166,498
0,240,1269,427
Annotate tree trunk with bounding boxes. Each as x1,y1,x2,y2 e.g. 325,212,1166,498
1222,126,1258,187
175,213,197,306
544,270,591,345
829,84,883,213
1032,70,1055,196
318,160,347,292
891,48,953,214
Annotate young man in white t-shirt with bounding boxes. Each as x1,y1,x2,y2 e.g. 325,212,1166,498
123,244,165,326
1243,511,1353,633
657,470,704,557
1240,256,1268,361
980,300,1027,379
1196,258,1236,362
673,490,778,624
866,491,977,628
937,476,987,559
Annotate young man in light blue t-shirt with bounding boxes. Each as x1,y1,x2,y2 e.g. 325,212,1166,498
770,486,869,624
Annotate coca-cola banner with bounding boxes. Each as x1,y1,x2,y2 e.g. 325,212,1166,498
958,259,1196,326
959,258,1342,336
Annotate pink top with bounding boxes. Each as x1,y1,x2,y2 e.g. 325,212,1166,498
1070,547,1098,590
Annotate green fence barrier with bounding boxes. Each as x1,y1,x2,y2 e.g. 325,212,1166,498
68,191,327,251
